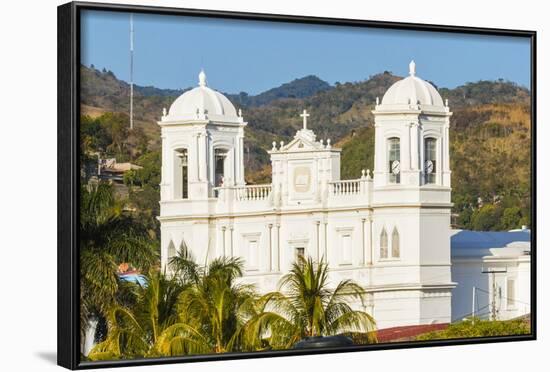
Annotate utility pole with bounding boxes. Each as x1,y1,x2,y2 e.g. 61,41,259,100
471,286,476,324
129,13,134,130
482,267,507,321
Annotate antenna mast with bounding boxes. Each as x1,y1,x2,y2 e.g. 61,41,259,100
129,13,134,130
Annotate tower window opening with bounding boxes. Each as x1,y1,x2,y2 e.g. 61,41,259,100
177,149,188,199
295,247,305,263
424,137,437,184
388,137,401,184
214,149,227,187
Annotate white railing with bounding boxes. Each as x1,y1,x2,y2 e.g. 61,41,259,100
213,184,272,202
236,184,272,201
329,179,361,196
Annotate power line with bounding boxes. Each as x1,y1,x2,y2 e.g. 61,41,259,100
482,268,507,320
452,305,490,323
473,286,530,307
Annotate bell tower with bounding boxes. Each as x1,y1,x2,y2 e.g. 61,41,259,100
158,70,246,202
370,61,455,325
158,70,246,269
373,61,452,194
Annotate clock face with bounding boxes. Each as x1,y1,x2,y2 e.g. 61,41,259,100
391,160,400,175
425,160,434,174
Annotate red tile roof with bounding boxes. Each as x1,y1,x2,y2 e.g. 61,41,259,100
376,323,449,342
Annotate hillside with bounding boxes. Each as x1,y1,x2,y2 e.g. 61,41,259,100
228,75,333,107
80,65,531,230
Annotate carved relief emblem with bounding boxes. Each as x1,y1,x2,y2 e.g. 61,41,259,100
293,166,311,193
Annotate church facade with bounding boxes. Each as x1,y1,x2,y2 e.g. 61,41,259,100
157,62,455,329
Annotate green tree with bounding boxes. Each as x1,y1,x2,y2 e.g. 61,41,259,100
417,318,530,340
470,204,503,231
88,271,186,360
501,206,522,230
244,257,376,350
80,182,158,341
156,250,257,355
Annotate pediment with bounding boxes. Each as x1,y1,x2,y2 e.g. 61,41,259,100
280,129,324,152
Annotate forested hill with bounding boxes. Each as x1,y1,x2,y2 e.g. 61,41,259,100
228,75,333,107
80,66,332,116
80,65,531,231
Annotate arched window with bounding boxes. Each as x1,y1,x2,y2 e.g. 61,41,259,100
380,228,388,259
424,138,437,184
387,137,400,184
168,241,176,260
391,227,400,258
214,149,228,187
175,149,188,199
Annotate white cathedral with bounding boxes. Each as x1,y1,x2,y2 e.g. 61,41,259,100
156,62,529,330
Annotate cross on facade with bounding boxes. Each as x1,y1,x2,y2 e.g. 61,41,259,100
300,109,310,130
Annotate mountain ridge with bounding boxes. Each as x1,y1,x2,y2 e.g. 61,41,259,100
80,65,531,231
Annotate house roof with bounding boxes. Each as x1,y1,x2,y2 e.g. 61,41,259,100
451,229,531,258
103,161,142,173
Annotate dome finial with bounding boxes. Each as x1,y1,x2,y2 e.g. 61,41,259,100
409,60,416,76
198,69,207,87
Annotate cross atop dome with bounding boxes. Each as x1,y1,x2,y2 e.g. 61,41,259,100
198,69,207,87
300,109,310,130
409,60,416,76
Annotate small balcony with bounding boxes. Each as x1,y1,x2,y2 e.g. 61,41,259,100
160,174,373,219
213,184,272,202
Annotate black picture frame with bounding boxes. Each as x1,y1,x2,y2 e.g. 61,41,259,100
58,1,537,370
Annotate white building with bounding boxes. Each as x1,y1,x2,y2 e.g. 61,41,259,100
158,62,457,329
451,229,531,321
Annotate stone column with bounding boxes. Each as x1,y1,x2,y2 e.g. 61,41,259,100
200,132,207,182
221,226,227,257
276,223,281,271
443,123,451,186
367,216,373,265
160,133,170,201
411,122,419,171
229,226,234,257
208,133,214,186
324,221,329,260
361,218,366,266
268,223,273,271
281,158,288,206
239,136,245,185
316,221,321,261
195,133,200,181
401,122,411,172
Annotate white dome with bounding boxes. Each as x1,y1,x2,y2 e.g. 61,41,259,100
381,61,444,107
165,70,239,122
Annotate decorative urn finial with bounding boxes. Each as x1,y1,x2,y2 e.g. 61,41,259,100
198,69,207,87
409,60,416,76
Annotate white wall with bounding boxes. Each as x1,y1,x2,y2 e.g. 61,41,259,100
452,257,531,321
2,1,545,372
162,202,453,328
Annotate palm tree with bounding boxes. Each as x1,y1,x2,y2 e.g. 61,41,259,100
88,271,185,360
167,242,200,285
155,255,258,356
244,256,376,350
80,182,158,347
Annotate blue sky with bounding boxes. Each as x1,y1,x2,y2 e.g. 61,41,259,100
81,10,531,95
